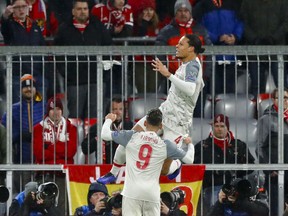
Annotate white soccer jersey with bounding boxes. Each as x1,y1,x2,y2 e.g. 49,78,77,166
111,130,187,203
160,57,204,135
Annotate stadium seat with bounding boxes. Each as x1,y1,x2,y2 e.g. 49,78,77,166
229,118,258,161
129,97,165,122
215,93,256,119
190,118,212,145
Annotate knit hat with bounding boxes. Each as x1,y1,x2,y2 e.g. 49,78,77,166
174,0,192,15
129,0,156,18
213,114,230,130
87,182,108,205
24,181,38,196
46,97,63,115
21,74,36,88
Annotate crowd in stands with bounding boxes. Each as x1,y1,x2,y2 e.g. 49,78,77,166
0,0,288,215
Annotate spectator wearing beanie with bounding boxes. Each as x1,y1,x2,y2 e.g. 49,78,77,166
33,97,77,215
194,114,255,215
128,0,159,36
74,182,109,215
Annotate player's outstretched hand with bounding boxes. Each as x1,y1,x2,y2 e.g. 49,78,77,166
105,113,117,122
152,58,171,78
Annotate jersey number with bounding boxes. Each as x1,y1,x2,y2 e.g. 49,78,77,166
136,144,152,170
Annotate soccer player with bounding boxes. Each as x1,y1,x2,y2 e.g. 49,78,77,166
98,34,204,184
101,108,194,216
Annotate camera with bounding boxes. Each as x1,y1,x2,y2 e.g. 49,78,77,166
161,188,185,210
99,194,123,214
222,178,257,202
35,182,58,203
0,185,9,203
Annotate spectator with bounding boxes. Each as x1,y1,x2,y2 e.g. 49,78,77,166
81,96,133,164
101,108,195,215
1,0,45,103
207,178,269,216
33,97,77,215
91,0,134,38
26,0,47,36
54,0,112,120
257,88,288,216
1,74,44,194
194,114,255,215
74,182,122,216
128,0,159,37
240,0,288,98
9,181,60,216
284,194,288,216
193,0,243,94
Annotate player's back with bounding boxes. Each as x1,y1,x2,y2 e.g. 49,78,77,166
122,131,167,202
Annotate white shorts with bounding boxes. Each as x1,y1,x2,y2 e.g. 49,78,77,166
122,196,160,216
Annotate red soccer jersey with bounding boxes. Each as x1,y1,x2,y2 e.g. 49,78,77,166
91,2,133,29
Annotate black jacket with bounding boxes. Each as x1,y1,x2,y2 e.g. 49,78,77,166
194,136,255,188
54,16,112,85
81,120,133,163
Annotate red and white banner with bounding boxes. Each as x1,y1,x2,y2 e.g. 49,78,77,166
65,164,205,215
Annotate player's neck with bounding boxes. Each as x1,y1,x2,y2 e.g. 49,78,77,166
181,54,197,63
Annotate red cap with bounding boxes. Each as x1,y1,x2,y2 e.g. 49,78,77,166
46,97,63,115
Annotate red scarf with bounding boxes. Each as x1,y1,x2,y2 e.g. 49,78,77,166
273,104,288,122
73,18,89,33
42,117,67,144
175,18,193,35
209,130,235,151
13,15,33,32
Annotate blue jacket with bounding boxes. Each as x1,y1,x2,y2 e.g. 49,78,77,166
193,0,243,61
2,95,45,163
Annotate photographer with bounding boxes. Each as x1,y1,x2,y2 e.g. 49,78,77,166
74,182,122,216
207,178,269,216
9,182,60,216
160,188,187,216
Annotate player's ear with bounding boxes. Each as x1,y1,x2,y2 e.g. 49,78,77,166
159,123,163,130
144,120,148,127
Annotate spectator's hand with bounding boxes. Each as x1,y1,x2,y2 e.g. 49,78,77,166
114,25,124,34
218,189,227,203
270,171,278,177
160,201,170,215
152,58,171,78
94,200,106,213
3,5,14,19
111,207,122,216
105,113,117,122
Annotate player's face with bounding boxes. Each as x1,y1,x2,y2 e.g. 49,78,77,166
175,36,190,60
72,2,89,23
273,91,288,111
213,122,228,139
12,0,29,21
113,0,125,10
175,7,191,23
111,101,123,122
48,107,63,124
89,192,106,205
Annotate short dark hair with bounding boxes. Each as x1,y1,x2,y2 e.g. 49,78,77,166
272,88,288,98
72,0,89,8
185,34,205,54
105,96,123,114
146,108,162,126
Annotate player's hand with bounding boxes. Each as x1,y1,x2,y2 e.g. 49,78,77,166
152,58,171,78
183,136,192,145
105,113,117,122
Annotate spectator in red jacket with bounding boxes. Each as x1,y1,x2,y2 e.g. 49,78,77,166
33,96,77,215
91,0,134,38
